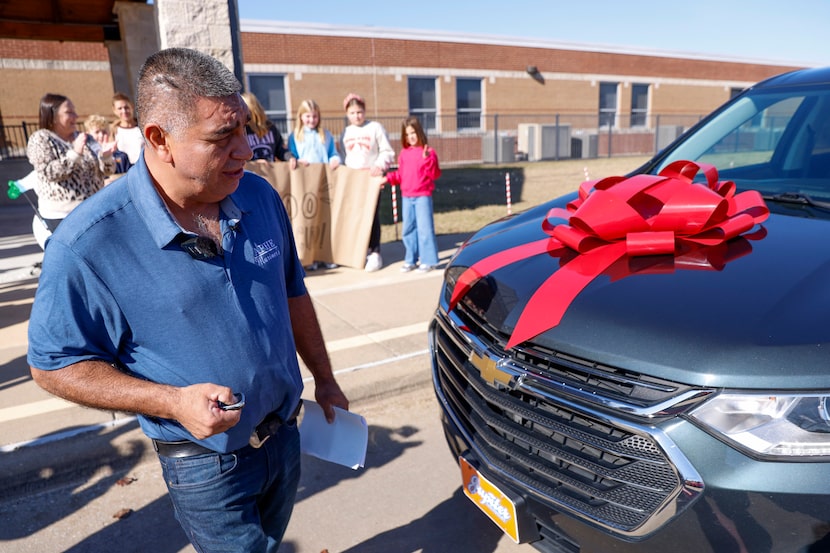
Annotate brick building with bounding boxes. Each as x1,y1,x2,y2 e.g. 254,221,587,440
0,19,810,162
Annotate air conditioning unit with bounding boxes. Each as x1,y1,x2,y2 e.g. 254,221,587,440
482,135,516,163
571,133,598,159
518,123,571,160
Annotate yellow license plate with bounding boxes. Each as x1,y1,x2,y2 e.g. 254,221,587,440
459,456,521,543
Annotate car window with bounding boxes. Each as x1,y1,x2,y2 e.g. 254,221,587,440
655,87,830,199
696,96,800,170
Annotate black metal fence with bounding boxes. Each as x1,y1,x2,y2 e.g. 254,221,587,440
2,112,706,165
0,122,34,160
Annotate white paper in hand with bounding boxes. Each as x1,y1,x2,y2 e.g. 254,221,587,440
299,401,367,470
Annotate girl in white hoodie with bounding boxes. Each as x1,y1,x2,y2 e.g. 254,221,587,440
340,93,395,272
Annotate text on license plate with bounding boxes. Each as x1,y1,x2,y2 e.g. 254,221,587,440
459,456,520,542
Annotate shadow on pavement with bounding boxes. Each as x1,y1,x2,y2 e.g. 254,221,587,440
64,495,190,553
0,280,34,394
0,419,148,528
0,276,37,332
294,423,423,503
281,422,507,553
0,239,41,261
0,352,30,393
0,205,36,233
1,422,430,552
337,487,507,553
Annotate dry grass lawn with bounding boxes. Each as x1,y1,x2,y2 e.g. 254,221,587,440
379,155,652,243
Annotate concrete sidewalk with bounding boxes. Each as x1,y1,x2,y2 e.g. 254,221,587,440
0,202,467,500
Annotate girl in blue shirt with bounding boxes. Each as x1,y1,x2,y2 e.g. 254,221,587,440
289,99,341,270
288,99,341,169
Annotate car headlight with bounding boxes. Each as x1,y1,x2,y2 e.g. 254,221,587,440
441,265,465,306
690,393,830,459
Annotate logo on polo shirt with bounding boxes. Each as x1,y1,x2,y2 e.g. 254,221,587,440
254,239,280,266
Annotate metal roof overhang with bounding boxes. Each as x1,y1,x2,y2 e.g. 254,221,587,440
0,0,147,43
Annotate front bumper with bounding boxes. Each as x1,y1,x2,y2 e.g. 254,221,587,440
430,307,830,553
437,402,830,553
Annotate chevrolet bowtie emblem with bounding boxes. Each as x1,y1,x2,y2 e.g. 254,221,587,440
469,350,512,387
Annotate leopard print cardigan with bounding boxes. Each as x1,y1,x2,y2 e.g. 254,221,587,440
26,129,115,216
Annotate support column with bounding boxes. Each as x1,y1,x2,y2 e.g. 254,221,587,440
108,1,158,101
154,0,245,84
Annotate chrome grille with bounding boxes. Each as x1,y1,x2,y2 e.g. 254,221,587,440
456,302,699,411
432,305,706,537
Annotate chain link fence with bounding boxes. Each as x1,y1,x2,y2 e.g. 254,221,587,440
2,112,707,165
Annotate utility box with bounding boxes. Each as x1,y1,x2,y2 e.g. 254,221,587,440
656,125,685,151
541,124,571,159
517,124,539,160
571,133,598,159
482,135,516,163
518,124,571,160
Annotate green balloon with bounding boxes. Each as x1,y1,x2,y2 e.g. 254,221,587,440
7,180,21,200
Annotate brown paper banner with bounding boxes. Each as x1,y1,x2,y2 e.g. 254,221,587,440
244,162,381,269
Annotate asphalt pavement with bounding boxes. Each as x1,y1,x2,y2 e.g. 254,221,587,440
0,202,472,551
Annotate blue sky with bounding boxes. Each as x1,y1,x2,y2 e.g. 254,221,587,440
237,0,829,67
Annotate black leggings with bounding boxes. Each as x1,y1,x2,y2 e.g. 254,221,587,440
43,218,63,233
368,203,381,254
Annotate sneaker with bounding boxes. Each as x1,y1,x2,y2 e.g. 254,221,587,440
400,263,417,273
365,252,383,272
416,264,436,273
306,261,338,271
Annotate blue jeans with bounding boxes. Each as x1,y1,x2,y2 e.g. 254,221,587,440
157,422,301,553
401,195,439,266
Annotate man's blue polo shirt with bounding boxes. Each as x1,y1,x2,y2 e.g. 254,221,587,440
27,157,308,453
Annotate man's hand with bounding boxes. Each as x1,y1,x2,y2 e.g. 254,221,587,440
171,383,243,439
314,379,349,424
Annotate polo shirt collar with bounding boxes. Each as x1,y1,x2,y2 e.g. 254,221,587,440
127,156,251,249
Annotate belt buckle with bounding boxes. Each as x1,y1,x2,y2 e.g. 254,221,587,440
249,428,270,449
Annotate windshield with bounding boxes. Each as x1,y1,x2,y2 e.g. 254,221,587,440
654,85,830,201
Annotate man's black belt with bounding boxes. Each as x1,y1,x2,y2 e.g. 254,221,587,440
152,401,303,458
153,439,213,458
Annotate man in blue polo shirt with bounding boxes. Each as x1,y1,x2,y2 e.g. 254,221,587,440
27,48,349,552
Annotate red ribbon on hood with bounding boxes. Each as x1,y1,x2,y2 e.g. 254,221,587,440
448,160,770,349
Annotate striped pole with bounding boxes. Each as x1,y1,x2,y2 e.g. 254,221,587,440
505,172,512,215
391,184,399,240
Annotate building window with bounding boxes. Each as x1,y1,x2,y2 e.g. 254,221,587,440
599,82,618,128
456,78,482,130
630,83,649,127
408,77,437,130
247,74,288,133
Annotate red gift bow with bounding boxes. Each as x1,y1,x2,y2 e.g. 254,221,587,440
448,160,770,349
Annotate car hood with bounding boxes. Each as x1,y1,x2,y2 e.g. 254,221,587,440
449,198,830,389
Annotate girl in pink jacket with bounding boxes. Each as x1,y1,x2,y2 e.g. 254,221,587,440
383,116,441,272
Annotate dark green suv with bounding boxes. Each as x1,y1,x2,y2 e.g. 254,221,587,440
430,66,830,552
